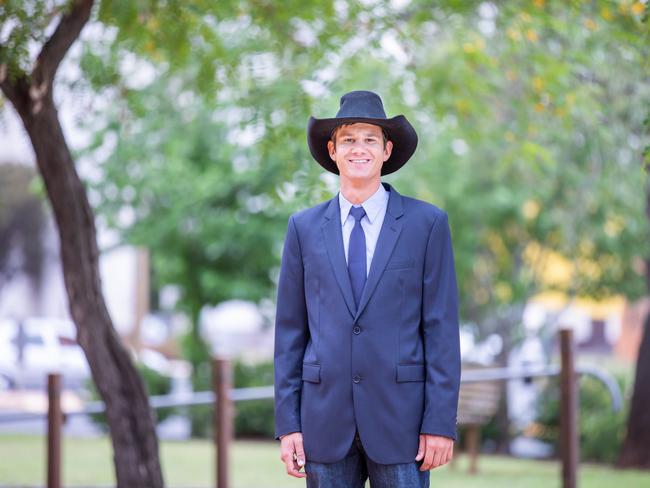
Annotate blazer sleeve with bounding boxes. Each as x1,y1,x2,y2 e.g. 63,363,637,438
420,211,461,440
274,215,309,439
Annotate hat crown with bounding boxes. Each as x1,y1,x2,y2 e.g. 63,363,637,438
336,90,387,119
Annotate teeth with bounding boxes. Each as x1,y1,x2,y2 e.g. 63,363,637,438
350,159,369,163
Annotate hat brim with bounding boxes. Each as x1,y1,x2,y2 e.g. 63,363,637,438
307,115,418,176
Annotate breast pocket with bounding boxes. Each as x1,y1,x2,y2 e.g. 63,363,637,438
385,259,414,271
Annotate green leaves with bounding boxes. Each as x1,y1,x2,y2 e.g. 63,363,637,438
0,0,50,77
6,0,641,348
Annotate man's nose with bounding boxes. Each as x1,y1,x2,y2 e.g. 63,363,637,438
350,141,369,152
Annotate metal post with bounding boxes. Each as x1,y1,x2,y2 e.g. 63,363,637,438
47,373,62,488
213,358,232,488
560,329,579,488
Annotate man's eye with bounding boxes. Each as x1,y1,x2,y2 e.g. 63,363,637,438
366,138,377,143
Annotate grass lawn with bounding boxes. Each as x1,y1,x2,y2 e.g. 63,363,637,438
0,434,649,487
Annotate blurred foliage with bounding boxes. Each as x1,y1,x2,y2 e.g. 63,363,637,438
82,74,305,392
383,1,650,347
87,361,175,431
80,2,649,333
81,0,649,439
233,360,275,438
188,359,275,439
2,0,649,437
535,373,630,464
0,164,46,291
185,360,213,438
0,0,50,78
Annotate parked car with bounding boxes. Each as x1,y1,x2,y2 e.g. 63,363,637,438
0,317,90,389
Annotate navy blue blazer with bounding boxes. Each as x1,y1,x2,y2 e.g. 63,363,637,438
274,183,460,464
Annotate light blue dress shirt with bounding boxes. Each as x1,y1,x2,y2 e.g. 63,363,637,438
339,183,389,276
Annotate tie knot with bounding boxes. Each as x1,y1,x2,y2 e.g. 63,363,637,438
350,206,366,222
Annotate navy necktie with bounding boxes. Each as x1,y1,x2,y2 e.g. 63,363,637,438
348,206,367,307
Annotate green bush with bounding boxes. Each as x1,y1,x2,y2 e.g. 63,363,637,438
534,373,629,464
187,360,213,438
233,360,275,439
87,362,175,431
187,359,275,439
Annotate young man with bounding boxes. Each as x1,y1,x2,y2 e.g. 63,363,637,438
274,90,460,487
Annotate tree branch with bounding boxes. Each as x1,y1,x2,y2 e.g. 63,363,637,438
0,67,31,117
32,0,94,88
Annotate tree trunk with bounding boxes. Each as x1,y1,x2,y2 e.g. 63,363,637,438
4,84,165,488
619,313,650,468
618,186,650,469
0,1,165,483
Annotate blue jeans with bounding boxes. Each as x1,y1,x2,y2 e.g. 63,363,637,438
305,433,430,488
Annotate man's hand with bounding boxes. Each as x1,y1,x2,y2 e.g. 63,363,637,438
415,434,454,471
280,432,307,478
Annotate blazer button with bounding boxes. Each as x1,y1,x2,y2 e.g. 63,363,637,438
353,326,361,335
352,375,361,383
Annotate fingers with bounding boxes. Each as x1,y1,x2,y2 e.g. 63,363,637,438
280,433,307,478
282,450,306,478
415,434,425,461
447,443,454,464
419,435,454,471
431,447,443,468
288,459,307,478
420,440,435,471
294,435,306,468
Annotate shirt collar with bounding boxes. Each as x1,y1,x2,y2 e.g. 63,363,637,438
339,183,388,226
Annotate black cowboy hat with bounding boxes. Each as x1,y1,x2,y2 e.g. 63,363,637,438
307,90,418,176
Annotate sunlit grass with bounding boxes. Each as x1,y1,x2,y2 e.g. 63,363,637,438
0,435,648,487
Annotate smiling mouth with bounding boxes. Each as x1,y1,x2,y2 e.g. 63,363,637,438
349,159,371,165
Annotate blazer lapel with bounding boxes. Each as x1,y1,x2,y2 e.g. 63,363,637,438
321,196,357,318
354,184,404,321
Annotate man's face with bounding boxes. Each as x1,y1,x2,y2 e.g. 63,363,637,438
327,123,393,185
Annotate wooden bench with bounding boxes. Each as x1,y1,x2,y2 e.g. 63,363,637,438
453,366,502,474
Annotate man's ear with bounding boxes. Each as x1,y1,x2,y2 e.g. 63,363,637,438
384,140,394,161
327,140,336,161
